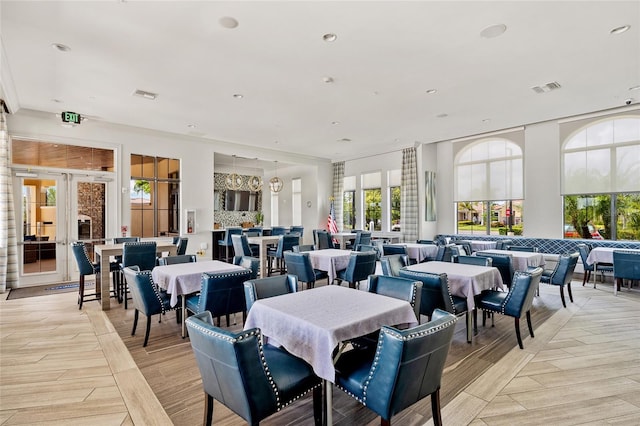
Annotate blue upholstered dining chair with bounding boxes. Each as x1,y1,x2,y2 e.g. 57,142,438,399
475,251,514,288
243,274,298,312
120,241,157,309
613,250,640,292
267,234,299,276
231,234,259,258
175,237,188,255
290,225,304,237
157,254,196,266
507,245,538,252
283,251,328,289
313,229,334,250
399,269,473,343
477,267,543,349
217,227,242,262
121,266,177,347
577,243,613,287
293,244,316,252
186,311,322,426
71,241,117,309
453,255,492,267
538,252,578,307
270,226,287,236
336,251,377,289
185,269,252,327
232,255,259,279
334,309,457,426
380,254,410,277
495,239,513,250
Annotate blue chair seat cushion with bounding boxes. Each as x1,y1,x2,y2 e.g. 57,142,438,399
451,295,467,315
334,348,375,399
185,294,200,313
477,290,507,312
262,344,320,403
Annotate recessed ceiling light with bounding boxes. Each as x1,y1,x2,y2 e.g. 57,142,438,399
233,94,243,99
610,25,630,35
628,85,640,91
219,16,239,29
187,124,196,129
133,89,158,100
51,43,71,52
338,138,352,143
51,98,62,103
331,121,340,125
88,95,96,100
482,118,491,123
436,113,448,118
323,33,337,42
323,76,334,83
426,89,437,94
480,24,507,39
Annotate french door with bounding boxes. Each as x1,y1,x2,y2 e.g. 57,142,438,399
15,171,115,286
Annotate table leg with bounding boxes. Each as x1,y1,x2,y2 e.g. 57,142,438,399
99,253,110,310
324,379,333,426
182,297,187,338
259,241,268,278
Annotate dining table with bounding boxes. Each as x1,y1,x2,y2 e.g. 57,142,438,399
330,232,357,249
469,240,498,252
306,249,352,284
246,235,281,278
586,247,640,293
152,260,246,337
475,249,545,271
244,285,418,425
388,243,438,262
94,241,177,310
405,261,504,310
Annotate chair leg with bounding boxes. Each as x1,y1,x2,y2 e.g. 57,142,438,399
465,311,472,343
430,388,443,426
132,309,139,336
143,315,152,347
515,317,523,349
559,286,567,308
567,282,573,303
526,310,534,338
78,275,85,309
204,392,214,426
312,385,322,426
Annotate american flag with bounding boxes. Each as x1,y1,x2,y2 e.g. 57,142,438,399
327,198,339,235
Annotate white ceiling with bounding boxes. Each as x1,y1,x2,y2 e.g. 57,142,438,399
1,1,639,162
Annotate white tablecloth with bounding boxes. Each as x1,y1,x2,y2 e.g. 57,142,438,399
405,261,504,310
389,243,438,262
586,247,640,265
244,285,418,382
476,249,545,272
470,241,497,251
152,260,245,306
306,249,352,283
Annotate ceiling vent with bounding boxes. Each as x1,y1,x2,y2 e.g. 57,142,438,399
132,89,158,100
531,81,562,94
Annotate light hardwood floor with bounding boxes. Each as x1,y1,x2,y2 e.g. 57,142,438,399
2,278,639,425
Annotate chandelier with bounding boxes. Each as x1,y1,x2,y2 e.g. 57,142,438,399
269,160,283,193
247,157,263,192
225,155,243,190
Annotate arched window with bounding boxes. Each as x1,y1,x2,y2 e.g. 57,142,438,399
562,116,640,240
454,137,523,235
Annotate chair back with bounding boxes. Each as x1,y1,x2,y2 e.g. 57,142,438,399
550,252,579,286
503,268,543,318
71,242,96,276
453,255,492,267
290,226,304,237
195,269,253,318
355,244,381,260
508,245,537,252
416,239,435,245
435,244,456,262
455,241,473,256
380,254,410,277
476,252,515,287
233,256,260,279
122,241,157,271
577,243,594,271
271,226,287,236
495,239,513,250
341,310,457,421
232,234,253,257
221,227,243,245
114,237,140,244
185,311,280,423
367,275,422,319
121,266,165,316
342,251,377,284
398,270,456,318
176,237,188,255
244,274,298,312
382,244,408,256
354,231,372,247
276,234,300,258
314,229,334,249
293,244,315,252
613,250,640,281
157,254,196,266
246,227,263,236
283,252,316,284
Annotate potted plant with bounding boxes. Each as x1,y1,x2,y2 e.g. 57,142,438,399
255,211,264,226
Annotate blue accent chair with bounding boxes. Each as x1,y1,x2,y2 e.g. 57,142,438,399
336,251,377,289
380,254,410,277
120,241,157,309
613,250,640,292
313,229,334,250
186,311,322,426
539,252,578,307
577,243,613,287
218,227,242,262
176,237,188,255
232,255,260,279
476,252,515,288
453,255,492,267
71,241,117,309
283,251,328,289
243,274,298,312
267,234,299,276
334,309,457,426
157,254,196,266
231,234,259,258
477,267,543,349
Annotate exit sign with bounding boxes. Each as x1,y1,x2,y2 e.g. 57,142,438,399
61,111,82,125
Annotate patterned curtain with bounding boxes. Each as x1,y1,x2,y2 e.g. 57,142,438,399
332,162,345,231
401,147,418,243
0,103,18,291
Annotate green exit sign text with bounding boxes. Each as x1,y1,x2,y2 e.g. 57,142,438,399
61,111,82,125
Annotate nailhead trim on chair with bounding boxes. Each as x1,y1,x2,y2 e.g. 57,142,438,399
199,270,252,313
139,270,168,314
186,321,321,410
